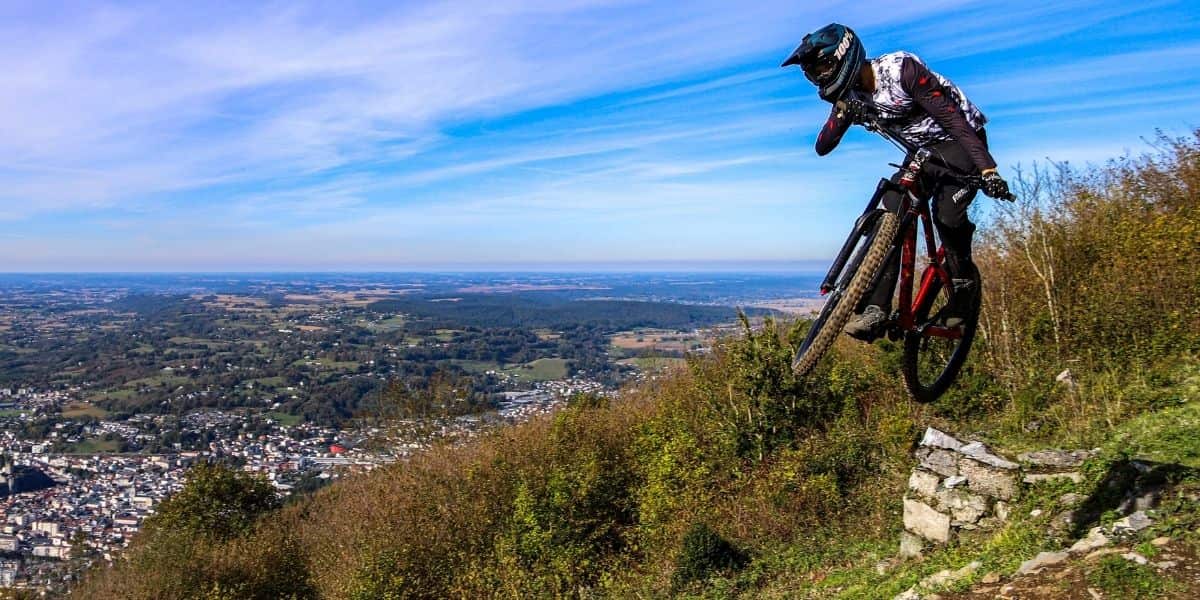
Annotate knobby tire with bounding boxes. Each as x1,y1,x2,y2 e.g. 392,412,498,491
901,280,981,403
793,210,900,377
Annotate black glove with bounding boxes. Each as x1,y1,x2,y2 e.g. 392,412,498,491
837,99,871,125
981,171,1013,201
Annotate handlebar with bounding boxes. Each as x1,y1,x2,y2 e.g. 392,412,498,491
835,98,1017,202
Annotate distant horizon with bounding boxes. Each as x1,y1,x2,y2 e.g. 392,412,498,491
0,261,830,276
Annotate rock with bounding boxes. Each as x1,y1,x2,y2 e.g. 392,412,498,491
876,558,899,574
1085,548,1122,561
1122,552,1148,565
1069,527,1110,554
981,571,1000,584
1151,536,1171,547
936,488,989,523
994,500,1011,521
1017,551,1069,575
1155,560,1177,569
1058,492,1086,507
920,449,960,478
1023,472,1083,484
1087,588,1102,600
960,458,1018,500
904,498,952,543
1132,488,1162,512
958,441,1019,470
1051,509,1079,533
1056,369,1077,387
1111,510,1153,534
920,427,964,451
1018,449,1093,469
921,561,980,588
899,530,926,558
1030,509,1044,518
894,588,921,600
909,469,940,499
943,475,967,488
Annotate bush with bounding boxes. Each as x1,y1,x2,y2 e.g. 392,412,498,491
671,523,747,590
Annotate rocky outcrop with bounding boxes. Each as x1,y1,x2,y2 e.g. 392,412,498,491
901,428,1020,553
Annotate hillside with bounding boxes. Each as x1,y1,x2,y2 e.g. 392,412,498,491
66,131,1200,599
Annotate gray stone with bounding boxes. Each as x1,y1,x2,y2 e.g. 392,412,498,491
899,530,926,558
936,488,989,523
1017,551,1069,575
894,588,921,600
1132,489,1162,512
977,517,1002,530
904,498,952,543
1068,527,1110,554
943,475,967,488
920,561,980,591
1111,510,1153,534
981,571,1000,584
1155,560,1178,570
920,448,960,478
960,458,1018,500
994,500,1011,521
959,441,1019,470
1023,471,1083,484
1056,368,1077,387
908,469,940,499
1058,493,1086,507
920,427,963,451
1018,449,1094,469
1122,552,1149,565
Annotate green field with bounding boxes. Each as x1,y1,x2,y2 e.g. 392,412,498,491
250,376,286,388
71,438,123,454
292,358,361,371
62,402,109,419
266,411,303,426
616,356,687,371
368,316,407,331
503,358,569,381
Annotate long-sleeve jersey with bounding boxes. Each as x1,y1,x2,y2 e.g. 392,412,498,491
815,51,997,172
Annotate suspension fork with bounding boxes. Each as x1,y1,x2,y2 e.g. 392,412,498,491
819,178,891,294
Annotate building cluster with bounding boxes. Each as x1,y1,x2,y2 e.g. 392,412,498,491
0,374,610,592
0,412,399,591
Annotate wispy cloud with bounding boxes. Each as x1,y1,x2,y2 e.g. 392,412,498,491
1,0,1198,268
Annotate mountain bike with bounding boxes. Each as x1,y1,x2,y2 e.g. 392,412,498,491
791,103,1015,402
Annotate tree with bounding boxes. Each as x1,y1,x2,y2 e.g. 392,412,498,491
143,461,279,542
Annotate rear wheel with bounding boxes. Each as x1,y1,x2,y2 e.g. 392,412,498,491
793,210,900,377
901,275,980,403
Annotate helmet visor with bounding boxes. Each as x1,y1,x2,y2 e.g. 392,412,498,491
802,53,839,85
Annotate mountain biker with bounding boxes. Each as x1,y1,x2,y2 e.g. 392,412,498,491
781,23,1011,341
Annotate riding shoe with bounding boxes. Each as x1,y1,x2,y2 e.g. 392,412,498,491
844,305,887,341
940,279,977,329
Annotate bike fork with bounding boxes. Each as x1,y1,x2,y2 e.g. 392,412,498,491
819,178,891,294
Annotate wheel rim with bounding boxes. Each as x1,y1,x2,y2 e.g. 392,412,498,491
904,277,978,399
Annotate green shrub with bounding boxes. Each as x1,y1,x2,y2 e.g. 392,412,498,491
671,523,747,590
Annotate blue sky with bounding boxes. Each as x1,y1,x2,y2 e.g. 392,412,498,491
3,0,1199,271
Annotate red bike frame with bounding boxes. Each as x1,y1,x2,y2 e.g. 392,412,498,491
893,149,964,340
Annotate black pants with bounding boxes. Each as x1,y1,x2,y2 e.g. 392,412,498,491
866,131,985,310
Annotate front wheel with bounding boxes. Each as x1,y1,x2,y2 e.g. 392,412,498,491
902,276,980,403
793,210,900,377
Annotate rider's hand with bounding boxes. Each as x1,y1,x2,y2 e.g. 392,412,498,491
981,170,1013,201
837,99,871,125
